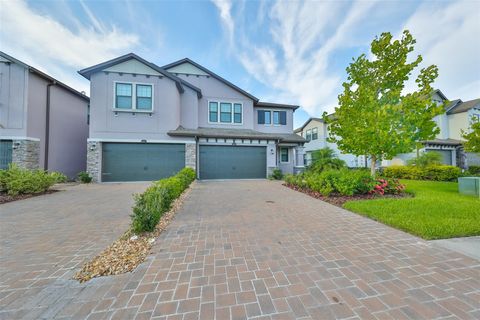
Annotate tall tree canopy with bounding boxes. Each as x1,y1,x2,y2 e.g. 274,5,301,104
325,30,443,176
462,117,480,153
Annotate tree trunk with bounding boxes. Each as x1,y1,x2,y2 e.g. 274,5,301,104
370,155,377,178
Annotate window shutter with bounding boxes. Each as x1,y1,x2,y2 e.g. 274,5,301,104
280,111,287,125
258,110,265,124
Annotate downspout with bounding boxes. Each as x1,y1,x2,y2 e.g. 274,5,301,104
44,81,55,170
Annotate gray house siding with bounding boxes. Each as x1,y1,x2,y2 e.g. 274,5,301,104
253,107,294,134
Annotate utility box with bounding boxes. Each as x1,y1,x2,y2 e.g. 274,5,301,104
458,177,480,197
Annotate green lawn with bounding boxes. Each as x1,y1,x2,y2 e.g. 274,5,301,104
343,180,480,240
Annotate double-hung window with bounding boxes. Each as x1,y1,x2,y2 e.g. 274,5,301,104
233,103,242,123
114,82,153,111
264,111,271,124
136,84,152,110
306,129,312,142
209,101,243,124
280,148,289,163
115,83,132,109
312,127,318,140
258,110,286,125
273,111,280,125
220,103,232,123
209,102,218,122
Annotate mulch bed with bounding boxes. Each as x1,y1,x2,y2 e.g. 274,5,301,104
284,183,410,207
0,190,59,204
73,184,193,283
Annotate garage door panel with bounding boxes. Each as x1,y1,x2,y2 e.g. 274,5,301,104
102,143,185,182
199,145,266,179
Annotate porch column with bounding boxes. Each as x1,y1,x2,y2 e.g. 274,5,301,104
294,146,305,174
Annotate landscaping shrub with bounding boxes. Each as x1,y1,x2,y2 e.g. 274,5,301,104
309,147,346,173
0,164,56,196
131,167,195,234
370,178,405,195
50,171,68,183
286,169,376,196
467,165,480,176
406,152,442,167
384,165,460,181
77,171,92,183
269,168,283,180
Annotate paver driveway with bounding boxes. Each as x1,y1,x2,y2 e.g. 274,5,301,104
1,180,479,319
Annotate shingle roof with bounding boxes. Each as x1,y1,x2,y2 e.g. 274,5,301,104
78,53,202,98
447,98,480,114
0,51,89,101
168,126,305,143
254,101,300,110
162,58,258,101
422,138,463,146
294,117,324,133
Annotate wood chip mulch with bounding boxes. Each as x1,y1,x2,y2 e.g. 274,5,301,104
73,184,193,283
284,183,410,207
0,190,59,204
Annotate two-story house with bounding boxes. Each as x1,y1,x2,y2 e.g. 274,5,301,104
294,118,365,167
0,52,90,178
295,89,480,169
79,53,305,182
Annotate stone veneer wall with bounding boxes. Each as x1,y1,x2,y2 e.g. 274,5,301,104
12,139,40,170
185,143,196,171
86,141,102,182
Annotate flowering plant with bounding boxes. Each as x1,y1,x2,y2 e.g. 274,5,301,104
370,178,405,195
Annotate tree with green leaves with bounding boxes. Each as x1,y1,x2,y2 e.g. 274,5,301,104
324,30,444,177
462,116,480,153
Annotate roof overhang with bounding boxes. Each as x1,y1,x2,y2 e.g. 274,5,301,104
254,101,300,110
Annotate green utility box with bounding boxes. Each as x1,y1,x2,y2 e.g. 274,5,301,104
458,177,480,197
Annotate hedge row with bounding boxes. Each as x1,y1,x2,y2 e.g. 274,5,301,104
0,164,59,196
383,165,460,181
130,167,196,233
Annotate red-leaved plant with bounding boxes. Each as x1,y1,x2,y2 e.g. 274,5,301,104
370,178,405,195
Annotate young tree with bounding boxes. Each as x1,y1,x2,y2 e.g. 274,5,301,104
462,117,480,153
324,30,444,177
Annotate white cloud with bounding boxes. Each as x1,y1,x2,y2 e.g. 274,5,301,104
0,0,139,93
402,0,480,101
212,0,480,116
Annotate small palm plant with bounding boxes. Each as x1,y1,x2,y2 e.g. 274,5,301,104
309,147,346,173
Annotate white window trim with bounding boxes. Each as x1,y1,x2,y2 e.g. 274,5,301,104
312,127,318,140
113,81,154,113
258,109,287,126
207,100,243,125
280,147,290,163
306,129,312,141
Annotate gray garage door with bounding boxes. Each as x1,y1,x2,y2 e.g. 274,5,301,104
102,143,185,182
199,145,266,179
0,140,13,170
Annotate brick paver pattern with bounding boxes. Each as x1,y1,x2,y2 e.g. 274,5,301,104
1,180,479,319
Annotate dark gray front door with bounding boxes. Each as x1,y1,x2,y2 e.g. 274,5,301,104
0,140,13,170
199,145,266,179
102,143,185,182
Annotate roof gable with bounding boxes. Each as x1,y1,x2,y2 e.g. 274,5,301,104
162,58,258,101
294,117,324,133
103,59,161,76
165,62,209,76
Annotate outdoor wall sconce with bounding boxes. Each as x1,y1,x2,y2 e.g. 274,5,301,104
270,148,274,155
89,142,96,151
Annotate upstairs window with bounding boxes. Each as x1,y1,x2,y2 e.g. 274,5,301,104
234,103,242,123
209,101,242,124
312,127,318,140
114,82,153,111
306,129,312,142
136,84,152,110
220,103,232,123
258,110,286,125
115,83,132,109
209,102,218,122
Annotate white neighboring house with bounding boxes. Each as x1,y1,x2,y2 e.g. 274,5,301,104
295,90,480,169
294,118,366,168
382,90,480,168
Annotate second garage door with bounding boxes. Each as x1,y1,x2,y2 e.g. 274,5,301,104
199,145,266,179
102,143,185,182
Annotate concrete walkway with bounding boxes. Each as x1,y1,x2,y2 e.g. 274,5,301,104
1,180,479,319
430,236,480,261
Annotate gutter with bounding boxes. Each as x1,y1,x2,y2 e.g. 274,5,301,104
44,81,55,170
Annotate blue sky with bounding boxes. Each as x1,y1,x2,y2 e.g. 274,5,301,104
1,0,479,128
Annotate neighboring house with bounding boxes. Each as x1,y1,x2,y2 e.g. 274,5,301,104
294,118,366,167
383,90,480,168
0,52,90,178
79,53,305,182
295,89,480,169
